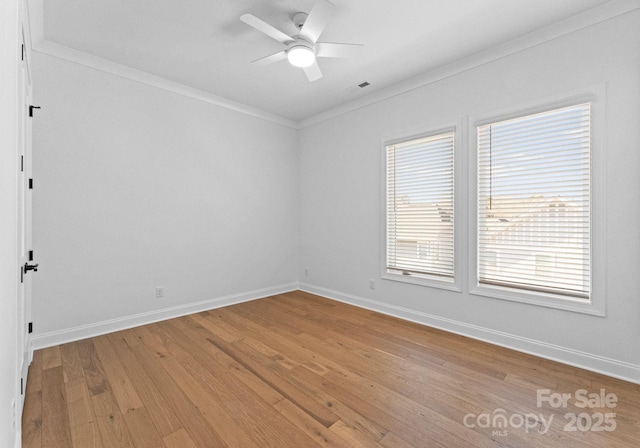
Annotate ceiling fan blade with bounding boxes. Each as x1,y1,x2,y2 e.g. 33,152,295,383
240,14,294,44
299,0,334,43
251,51,288,67
303,61,323,82
316,42,363,58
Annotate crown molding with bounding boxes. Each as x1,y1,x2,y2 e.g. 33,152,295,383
32,41,299,129
27,0,640,131
298,0,640,128
27,1,298,129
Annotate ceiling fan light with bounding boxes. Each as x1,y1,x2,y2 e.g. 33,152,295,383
287,45,315,68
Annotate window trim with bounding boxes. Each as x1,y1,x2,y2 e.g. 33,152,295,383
468,86,607,316
381,120,463,292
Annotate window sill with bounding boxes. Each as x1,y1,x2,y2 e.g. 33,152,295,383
382,271,461,292
469,283,605,316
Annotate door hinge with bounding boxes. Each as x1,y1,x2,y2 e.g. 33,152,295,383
28,250,33,261
20,267,23,283
28,178,33,189
21,155,24,172
28,322,33,334
29,105,40,117
21,44,24,61
20,378,23,395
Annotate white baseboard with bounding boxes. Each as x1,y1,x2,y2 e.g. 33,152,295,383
299,283,640,385
31,282,640,385
32,283,298,350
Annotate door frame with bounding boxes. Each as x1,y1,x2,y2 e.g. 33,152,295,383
16,21,34,424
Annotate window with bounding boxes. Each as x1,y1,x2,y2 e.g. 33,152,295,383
476,103,591,300
385,131,455,285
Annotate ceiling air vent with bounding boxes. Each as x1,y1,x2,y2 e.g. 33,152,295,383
346,81,372,94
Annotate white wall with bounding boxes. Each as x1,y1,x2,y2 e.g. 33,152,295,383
31,53,299,342
30,9,640,383
299,10,640,381
1,0,21,446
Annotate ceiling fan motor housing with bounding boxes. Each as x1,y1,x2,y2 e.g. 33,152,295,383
287,36,314,52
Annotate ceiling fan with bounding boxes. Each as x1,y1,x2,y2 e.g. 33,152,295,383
240,0,362,82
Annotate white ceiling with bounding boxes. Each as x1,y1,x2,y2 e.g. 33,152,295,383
35,0,614,122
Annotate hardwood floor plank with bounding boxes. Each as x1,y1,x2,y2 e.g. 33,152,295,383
294,332,418,396
403,363,602,448
92,335,143,414
328,420,385,448
125,327,229,448
60,343,84,384
151,320,321,448
170,315,286,406
324,366,511,448
379,432,416,448
26,349,43,394
241,335,299,370
76,339,111,396
190,311,243,343
107,330,184,437
290,365,452,448
240,298,445,382
41,366,72,447
162,428,198,448
284,366,388,443
23,291,640,448
123,406,165,448
65,378,103,448
90,390,136,448
311,315,454,369
203,329,340,428
139,323,267,448
273,398,354,448
22,390,42,448
228,299,305,336
407,383,485,425
42,346,62,370
405,344,544,410
207,308,339,376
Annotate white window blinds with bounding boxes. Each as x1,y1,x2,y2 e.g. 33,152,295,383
386,132,454,279
477,103,591,299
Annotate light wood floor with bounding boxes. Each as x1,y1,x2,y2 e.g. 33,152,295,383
22,291,639,447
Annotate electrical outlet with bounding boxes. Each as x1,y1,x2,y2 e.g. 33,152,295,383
369,279,375,290
305,268,309,277
155,287,164,298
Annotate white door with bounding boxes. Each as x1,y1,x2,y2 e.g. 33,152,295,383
17,27,35,415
